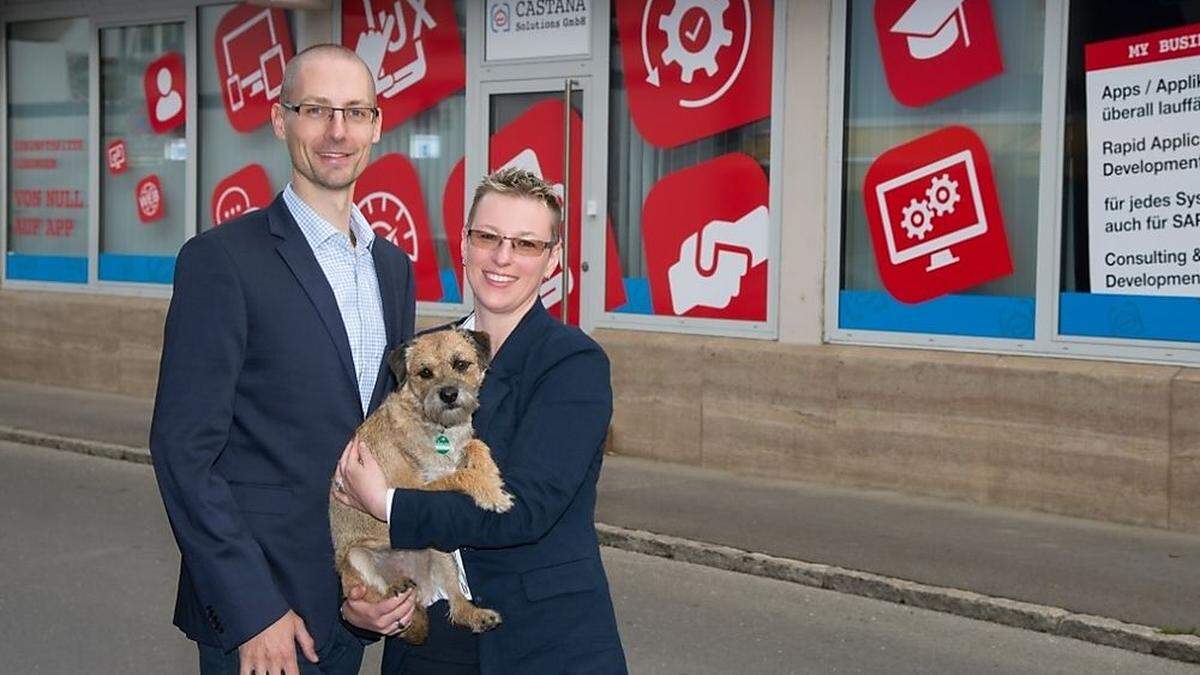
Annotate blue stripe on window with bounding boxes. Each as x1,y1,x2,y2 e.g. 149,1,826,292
839,290,1035,339
98,254,175,284
613,277,652,314
1059,292,1200,343
5,253,88,283
439,268,462,304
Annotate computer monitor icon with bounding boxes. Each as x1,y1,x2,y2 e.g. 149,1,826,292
873,149,987,272
221,8,285,113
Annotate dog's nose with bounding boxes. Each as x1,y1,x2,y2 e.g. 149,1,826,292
439,387,459,405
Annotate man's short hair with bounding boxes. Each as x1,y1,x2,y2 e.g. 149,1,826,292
280,43,376,103
466,167,563,243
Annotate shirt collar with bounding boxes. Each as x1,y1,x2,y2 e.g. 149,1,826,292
282,183,375,251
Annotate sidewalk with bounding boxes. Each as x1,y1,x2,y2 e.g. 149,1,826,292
2,377,1198,662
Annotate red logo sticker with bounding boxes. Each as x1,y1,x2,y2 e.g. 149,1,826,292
215,5,294,133
136,175,165,223
442,158,466,293
143,52,186,134
211,164,273,226
354,153,442,302
862,126,1012,304
106,139,128,175
616,0,773,148
342,0,465,133
874,0,1003,107
489,100,627,322
641,153,769,320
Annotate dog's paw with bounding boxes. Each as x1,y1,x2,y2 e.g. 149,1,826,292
388,577,415,596
474,486,513,513
467,609,502,633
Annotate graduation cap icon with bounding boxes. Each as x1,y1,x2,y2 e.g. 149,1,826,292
890,0,971,60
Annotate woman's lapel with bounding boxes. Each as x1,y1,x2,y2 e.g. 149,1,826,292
471,301,549,448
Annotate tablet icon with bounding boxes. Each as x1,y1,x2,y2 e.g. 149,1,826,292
215,5,294,132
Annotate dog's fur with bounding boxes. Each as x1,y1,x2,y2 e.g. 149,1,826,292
329,328,512,644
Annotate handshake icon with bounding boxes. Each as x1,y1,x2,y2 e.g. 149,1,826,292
666,205,769,315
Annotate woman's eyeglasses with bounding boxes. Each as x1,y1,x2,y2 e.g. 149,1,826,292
466,229,554,257
280,102,379,125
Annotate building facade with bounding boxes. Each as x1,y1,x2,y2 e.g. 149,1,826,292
4,0,1200,532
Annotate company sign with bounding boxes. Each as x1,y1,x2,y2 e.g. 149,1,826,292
485,0,590,61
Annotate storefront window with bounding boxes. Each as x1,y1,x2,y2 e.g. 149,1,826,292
837,0,1044,339
341,0,467,304
99,22,188,284
606,0,775,323
1060,1,1200,343
198,4,296,231
5,18,90,284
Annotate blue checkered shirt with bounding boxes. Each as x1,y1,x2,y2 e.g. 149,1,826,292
283,184,386,417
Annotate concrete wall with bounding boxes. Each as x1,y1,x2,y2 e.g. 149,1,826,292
597,327,1200,534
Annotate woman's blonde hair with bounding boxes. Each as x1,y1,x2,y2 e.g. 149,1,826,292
466,167,563,243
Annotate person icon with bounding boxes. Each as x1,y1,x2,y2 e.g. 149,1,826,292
154,66,182,123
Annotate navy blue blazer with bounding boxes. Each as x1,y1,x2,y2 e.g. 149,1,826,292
150,194,415,652
385,301,628,674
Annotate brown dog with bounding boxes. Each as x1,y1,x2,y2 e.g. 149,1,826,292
329,328,512,644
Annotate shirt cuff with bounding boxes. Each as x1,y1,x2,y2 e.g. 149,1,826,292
386,488,395,526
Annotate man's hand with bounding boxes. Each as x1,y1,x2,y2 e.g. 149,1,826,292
237,609,317,675
341,585,418,636
332,437,389,522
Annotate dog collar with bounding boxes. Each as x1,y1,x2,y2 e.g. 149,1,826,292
435,434,452,455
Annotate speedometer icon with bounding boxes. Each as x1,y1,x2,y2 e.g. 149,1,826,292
357,191,418,262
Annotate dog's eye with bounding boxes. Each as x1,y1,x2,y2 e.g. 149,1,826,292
417,367,434,379
451,358,471,372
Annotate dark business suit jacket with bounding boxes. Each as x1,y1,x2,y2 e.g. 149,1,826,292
385,301,628,674
150,194,415,652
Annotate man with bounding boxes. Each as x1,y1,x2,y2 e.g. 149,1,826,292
151,44,417,674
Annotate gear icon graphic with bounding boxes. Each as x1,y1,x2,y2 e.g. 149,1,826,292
900,198,936,240
658,0,734,83
924,173,961,216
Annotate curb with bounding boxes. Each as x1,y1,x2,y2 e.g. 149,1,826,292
596,524,1200,665
5,428,1198,665
0,425,152,464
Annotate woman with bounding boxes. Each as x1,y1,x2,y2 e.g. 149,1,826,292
334,167,628,674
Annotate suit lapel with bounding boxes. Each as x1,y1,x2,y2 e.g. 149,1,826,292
367,243,402,412
473,301,549,448
268,196,358,394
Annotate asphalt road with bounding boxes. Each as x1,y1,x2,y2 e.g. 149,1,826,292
0,441,1193,675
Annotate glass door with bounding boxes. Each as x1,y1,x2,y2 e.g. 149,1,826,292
474,77,612,330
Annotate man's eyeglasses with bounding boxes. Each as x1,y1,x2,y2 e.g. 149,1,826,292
466,229,555,257
280,102,379,125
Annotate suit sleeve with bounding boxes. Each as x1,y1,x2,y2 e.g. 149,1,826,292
388,343,611,551
149,235,289,650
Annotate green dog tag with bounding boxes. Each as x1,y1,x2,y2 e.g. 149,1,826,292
435,434,452,455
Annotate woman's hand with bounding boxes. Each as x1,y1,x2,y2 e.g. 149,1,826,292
332,437,389,522
341,585,418,637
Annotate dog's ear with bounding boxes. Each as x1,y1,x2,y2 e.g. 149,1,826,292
386,344,409,385
465,329,492,368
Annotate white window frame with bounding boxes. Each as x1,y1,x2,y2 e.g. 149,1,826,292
825,0,1200,366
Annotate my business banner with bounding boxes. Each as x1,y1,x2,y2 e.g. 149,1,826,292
1086,23,1200,296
